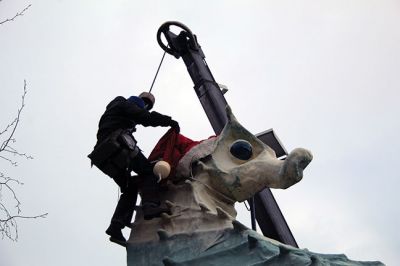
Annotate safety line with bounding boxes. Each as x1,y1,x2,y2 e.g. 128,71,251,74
149,50,167,93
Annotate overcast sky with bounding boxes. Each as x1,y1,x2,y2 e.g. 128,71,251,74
1,1,399,265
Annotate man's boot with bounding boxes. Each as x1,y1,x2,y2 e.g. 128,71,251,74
107,188,137,246
140,175,171,220
105,223,126,247
142,202,171,220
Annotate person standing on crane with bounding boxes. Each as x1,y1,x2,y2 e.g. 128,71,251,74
88,92,180,246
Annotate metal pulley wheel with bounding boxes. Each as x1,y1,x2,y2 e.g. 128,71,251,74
157,21,199,59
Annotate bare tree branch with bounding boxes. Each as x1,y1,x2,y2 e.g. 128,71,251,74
0,4,32,26
0,172,23,212
0,81,33,168
0,81,46,241
0,203,48,241
1,3,44,242
0,155,18,166
0,80,27,153
1,213,48,223
2,148,33,160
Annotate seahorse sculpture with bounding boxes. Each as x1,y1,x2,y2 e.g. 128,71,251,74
126,107,383,266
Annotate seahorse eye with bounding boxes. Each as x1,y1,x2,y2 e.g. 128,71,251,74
230,140,253,160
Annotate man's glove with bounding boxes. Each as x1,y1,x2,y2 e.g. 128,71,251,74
170,120,180,133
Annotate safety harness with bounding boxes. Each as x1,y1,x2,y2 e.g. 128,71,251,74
88,129,139,178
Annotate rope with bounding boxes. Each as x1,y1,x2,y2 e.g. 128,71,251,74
149,50,167,93
243,201,251,211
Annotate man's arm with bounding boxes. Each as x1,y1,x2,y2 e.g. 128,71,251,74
122,99,174,128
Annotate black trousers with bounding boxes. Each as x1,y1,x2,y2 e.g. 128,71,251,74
110,150,159,228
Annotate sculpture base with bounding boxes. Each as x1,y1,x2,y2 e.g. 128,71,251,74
127,225,384,266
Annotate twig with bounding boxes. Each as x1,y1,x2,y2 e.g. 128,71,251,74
0,213,48,223
0,80,27,152
0,155,18,166
2,148,34,160
0,211,48,241
0,80,44,241
0,4,32,26
0,120,18,136
0,172,23,213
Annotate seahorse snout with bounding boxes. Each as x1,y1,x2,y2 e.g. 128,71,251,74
281,148,313,188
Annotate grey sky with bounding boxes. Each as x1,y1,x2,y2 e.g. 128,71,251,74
1,0,399,265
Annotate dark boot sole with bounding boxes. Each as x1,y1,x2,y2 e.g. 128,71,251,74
109,237,127,247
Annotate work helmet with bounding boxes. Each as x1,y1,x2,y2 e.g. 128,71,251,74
127,96,145,109
139,92,155,110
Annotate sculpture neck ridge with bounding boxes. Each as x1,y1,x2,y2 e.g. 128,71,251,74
128,174,237,244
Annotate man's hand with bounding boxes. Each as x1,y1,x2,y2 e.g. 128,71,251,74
170,120,180,133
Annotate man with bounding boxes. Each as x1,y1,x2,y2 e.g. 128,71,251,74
88,92,179,246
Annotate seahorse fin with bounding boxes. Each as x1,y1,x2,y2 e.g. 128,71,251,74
199,202,211,212
216,206,231,219
157,229,170,241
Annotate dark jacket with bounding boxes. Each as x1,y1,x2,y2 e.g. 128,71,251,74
96,96,172,142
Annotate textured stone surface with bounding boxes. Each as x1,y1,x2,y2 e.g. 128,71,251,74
127,224,384,266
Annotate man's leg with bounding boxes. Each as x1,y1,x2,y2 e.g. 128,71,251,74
111,172,138,227
129,151,170,220
106,171,138,245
